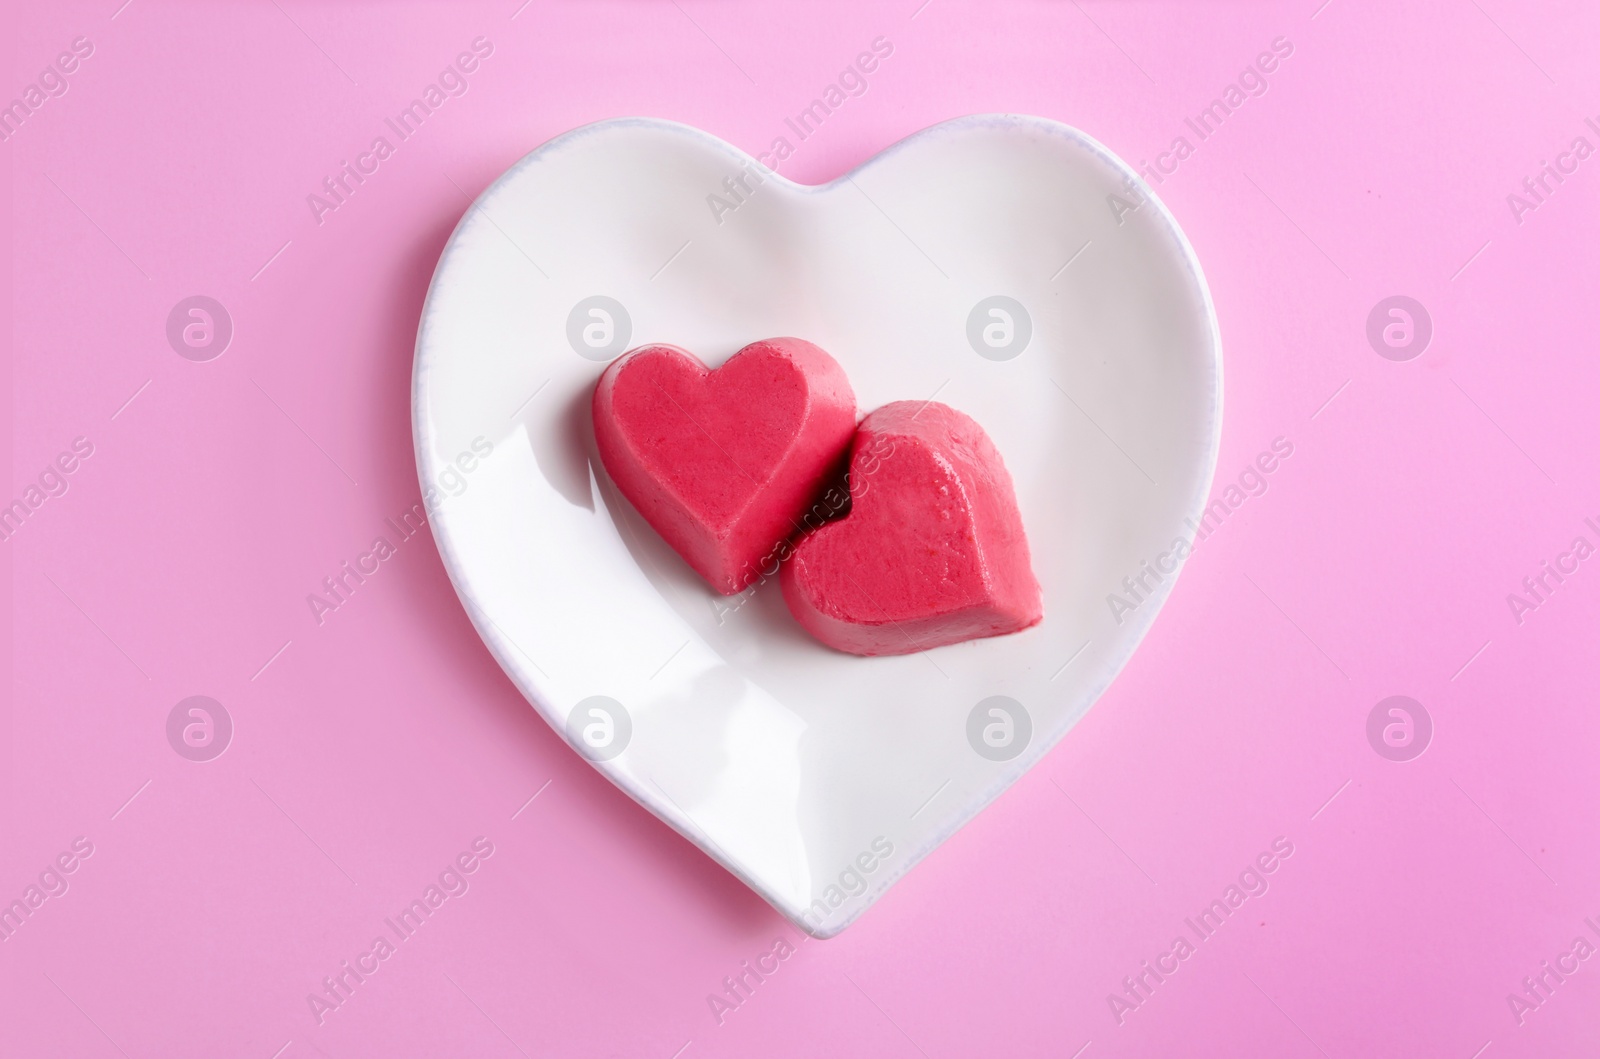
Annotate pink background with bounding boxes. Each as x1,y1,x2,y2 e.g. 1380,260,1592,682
6,1,1600,1056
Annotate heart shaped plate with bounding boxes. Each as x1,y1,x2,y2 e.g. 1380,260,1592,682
412,116,1221,936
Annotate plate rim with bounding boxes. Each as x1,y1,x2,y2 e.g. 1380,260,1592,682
411,113,1224,937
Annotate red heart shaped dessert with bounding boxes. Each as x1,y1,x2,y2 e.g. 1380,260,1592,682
593,338,857,595
780,401,1042,655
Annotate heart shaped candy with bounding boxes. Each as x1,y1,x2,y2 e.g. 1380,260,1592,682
781,401,1043,655
593,338,857,595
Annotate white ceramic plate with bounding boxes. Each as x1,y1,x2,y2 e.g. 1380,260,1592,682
413,116,1220,936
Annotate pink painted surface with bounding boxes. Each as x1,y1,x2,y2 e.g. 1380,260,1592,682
5,1,1599,1056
